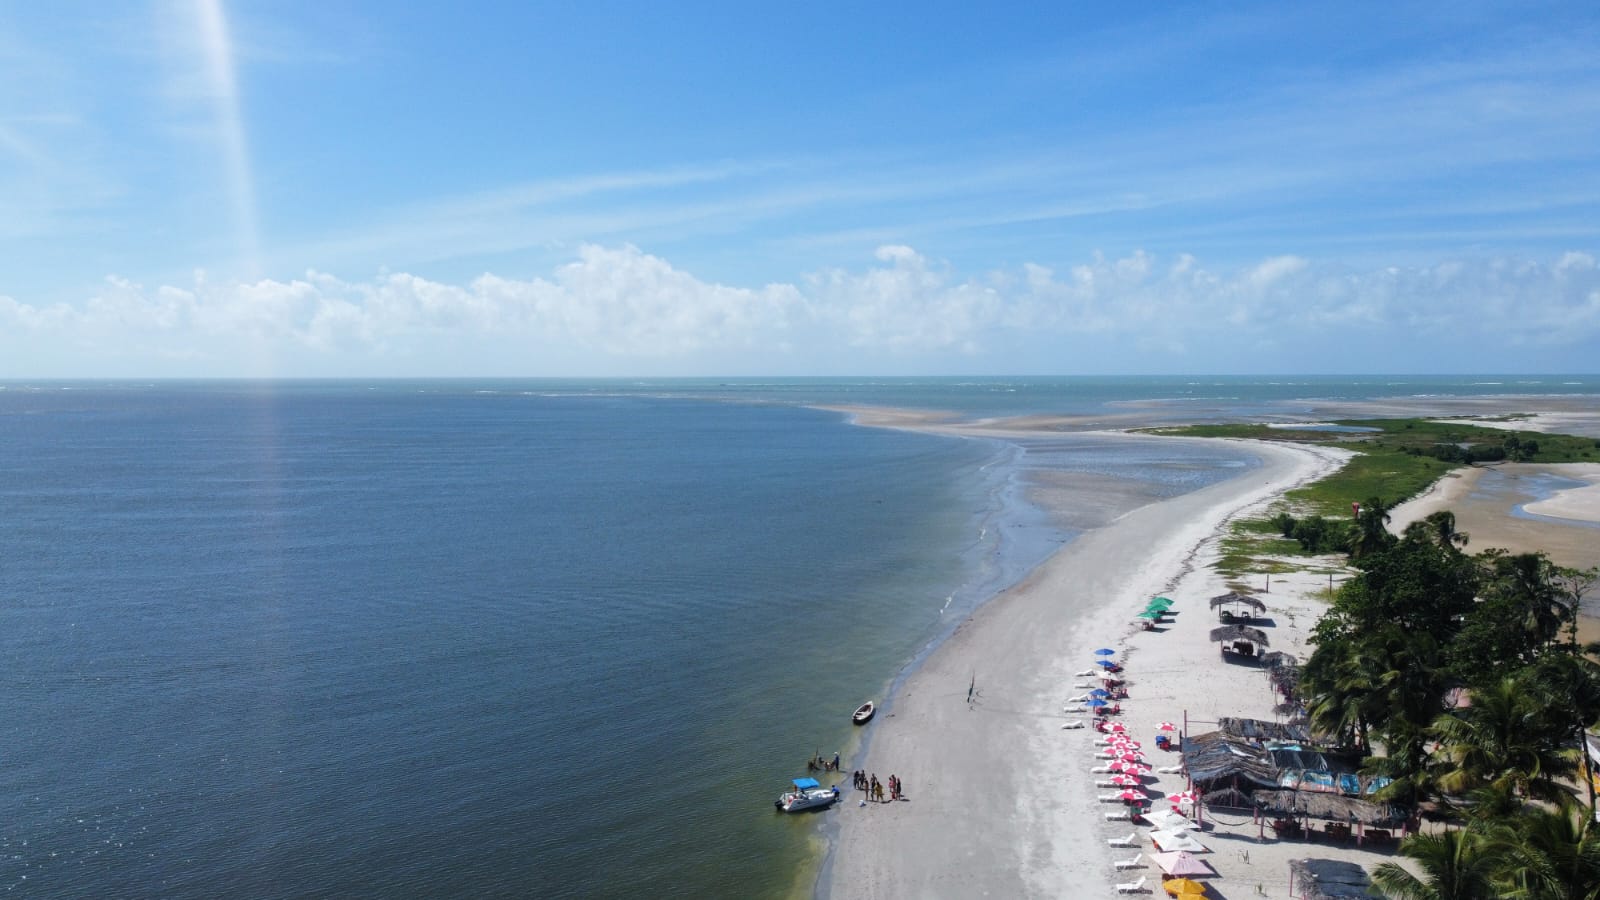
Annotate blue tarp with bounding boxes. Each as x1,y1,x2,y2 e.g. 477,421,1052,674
793,778,821,790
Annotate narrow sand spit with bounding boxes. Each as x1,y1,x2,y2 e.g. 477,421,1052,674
820,435,1355,899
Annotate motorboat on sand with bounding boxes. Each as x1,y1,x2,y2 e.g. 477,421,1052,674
852,701,875,724
775,777,840,812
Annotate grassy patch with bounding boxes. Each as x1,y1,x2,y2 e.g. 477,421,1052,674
1152,416,1600,580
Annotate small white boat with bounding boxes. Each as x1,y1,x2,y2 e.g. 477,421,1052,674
775,778,840,812
852,701,875,725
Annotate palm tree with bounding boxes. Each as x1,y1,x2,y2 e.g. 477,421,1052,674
1372,828,1499,900
1424,510,1470,551
1483,796,1600,899
1349,495,1397,561
1432,675,1579,805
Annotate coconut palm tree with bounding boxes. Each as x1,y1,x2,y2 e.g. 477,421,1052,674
1432,674,1579,804
1483,796,1600,899
1372,828,1498,900
1349,495,1397,561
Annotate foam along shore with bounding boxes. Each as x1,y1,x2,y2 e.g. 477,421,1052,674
819,431,1353,899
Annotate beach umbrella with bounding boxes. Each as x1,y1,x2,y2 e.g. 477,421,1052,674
1112,741,1143,752
1155,722,1177,732
1096,660,1119,669
1111,762,1150,776
1143,809,1195,831
1152,851,1215,877
1110,774,1141,786
1147,600,1173,610
1090,688,1111,697
1085,698,1109,708
1094,648,1116,656
1116,789,1148,802
1151,596,1172,605
1167,790,1198,806
1115,753,1145,764
1162,877,1208,897
1103,722,1128,733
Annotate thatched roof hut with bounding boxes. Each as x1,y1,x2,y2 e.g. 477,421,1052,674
1287,858,1384,899
1209,624,1270,647
1218,717,1309,742
1202,786,1255,809
1209,592,1267,614
1253,790,1407,828
1181,731,1282,790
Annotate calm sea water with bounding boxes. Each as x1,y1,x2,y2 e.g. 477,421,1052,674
0,377,1594,898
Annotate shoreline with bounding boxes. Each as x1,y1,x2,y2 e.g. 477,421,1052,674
817,422,1350,898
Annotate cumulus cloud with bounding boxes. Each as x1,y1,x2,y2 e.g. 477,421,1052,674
1,244,1598,375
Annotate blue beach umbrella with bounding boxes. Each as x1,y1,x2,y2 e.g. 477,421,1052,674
1094,648,1116,656
1096,660,1119,669
1085,698,1109,707
1090,688,1111,698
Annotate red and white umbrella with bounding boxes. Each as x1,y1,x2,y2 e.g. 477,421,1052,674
1155,722,1178,732
1115,753,1146,765
1113,762,1151,776
1167,790,1199,805
1116,789,1149,802
1102,722,1129,733
1110,773,1142,786
1110,739,1143,750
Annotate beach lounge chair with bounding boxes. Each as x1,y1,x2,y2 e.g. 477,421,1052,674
1061,720,1085,729
1090,765,1112,773
1098,793,1126,803
1115,875,1148,893
1104,809,1131,820
1067,694,1089,703
1156,765,1183,774
1113,853,1143,870
1107,831,1138,847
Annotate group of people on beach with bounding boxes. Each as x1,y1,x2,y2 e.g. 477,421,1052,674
852,770,905,802
807,752,842,773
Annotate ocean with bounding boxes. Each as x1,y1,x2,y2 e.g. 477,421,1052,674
0,377,1595,898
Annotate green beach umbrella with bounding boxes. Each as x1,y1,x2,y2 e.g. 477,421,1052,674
1147,597,1174,608
1136,611,1163,620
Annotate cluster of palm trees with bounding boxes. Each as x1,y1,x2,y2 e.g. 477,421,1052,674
1298,500,1600,898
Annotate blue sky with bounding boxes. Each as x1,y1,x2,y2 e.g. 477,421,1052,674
2,1,1599,376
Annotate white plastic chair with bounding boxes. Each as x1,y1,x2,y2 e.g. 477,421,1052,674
1115,875,1148,893
1113,853,1143,870
1106,831,1138,847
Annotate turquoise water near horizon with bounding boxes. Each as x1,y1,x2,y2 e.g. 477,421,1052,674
1,376,1597,898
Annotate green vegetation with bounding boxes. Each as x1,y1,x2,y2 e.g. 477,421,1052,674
1147,418,1600,577
1298,510,1600,899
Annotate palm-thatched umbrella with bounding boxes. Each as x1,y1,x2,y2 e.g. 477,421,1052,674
1208,592,1266,613
1208,624,1269,647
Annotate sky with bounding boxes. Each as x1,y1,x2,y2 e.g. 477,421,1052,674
2,1,1599,377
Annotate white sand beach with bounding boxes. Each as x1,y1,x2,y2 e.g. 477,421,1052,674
820,428,1362,898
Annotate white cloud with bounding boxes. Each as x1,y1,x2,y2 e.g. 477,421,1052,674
2,244,1598,376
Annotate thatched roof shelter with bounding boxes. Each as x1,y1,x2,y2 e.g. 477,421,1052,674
1218,717,1309,742
1209,624,1270,647
1181,731,1281,790
1287,858,1383,899
1253,790,1407,827
1201,786,1255,809
1209,592,1267,613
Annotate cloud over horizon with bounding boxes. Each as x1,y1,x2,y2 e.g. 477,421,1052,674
1,244,1597,377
